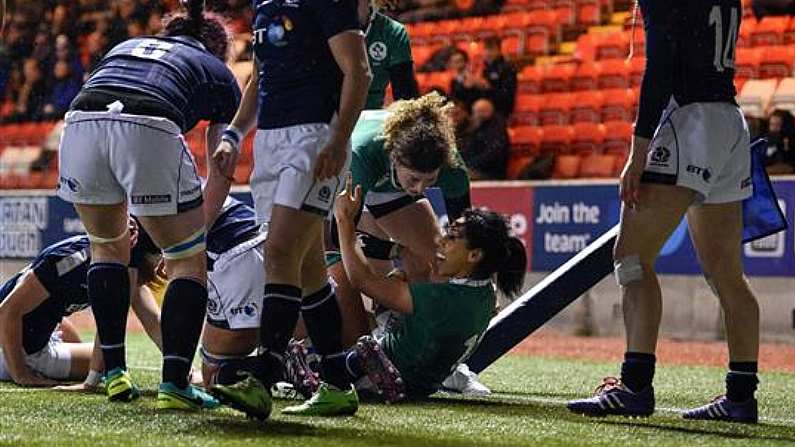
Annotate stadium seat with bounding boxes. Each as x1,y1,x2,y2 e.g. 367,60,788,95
751,16,789,47
738,16,757,47
510,125,543,156
571,61,601,91
525,10,559,56
570,122,606,155
427,72,453,93
597,58,629,89
506,155,533,180
575,32,599,61
0,173,21,189
540,124,575,153
542,63,576,92
570,90,605,123
579,153,617,178
501,35,522,57
595,31,629,60
738,78,779,118
602,120,633,154
43,169,59,189
512,94,543,126
628,56,645,87
759,45,795,79
552,154,581,179
576,0,601,26
539,93,573,125
518,65,543,94
629,26,645,58
600,88,636,122
735,47,763,82
770,77,795,113
785,16,795,44
553,0,576,26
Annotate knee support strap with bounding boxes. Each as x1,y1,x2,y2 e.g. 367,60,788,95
87,230,128,245
199,346,245,368
163,228,206,260
614,255,644,286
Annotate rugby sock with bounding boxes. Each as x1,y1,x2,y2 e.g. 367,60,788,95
301,283,351,389
726,361,759,402
344,350,364,381
88,262,130,373
620,352,656,393
215,355,272,386
260,283,302,354
161,278,207,389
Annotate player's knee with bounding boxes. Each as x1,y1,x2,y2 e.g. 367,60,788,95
614,254,645,287
162,229,207,282
87,230,130,262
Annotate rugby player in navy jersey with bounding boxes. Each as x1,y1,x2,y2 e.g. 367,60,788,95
0,220,162,388
57,0,241,410
210,0,372,417
568,0,762,423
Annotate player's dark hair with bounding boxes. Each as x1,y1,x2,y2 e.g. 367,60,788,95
461,208,526,298
161,0,230,62
383,92,457,173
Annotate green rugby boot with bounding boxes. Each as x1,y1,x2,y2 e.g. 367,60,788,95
156,382,220,411
211,373,273,421
104,368,140,402
281,382,359,416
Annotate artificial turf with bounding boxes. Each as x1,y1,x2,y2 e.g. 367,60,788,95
1,334,793,447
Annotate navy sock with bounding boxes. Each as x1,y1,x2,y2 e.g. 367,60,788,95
301,283,351,389
161,278,207,388
726,361,759,402
88,262,130,373
260,284,302,355
215,355,275,386
344,350,364,381
620,352,656,393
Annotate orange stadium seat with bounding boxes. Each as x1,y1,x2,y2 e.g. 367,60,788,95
525,10,559,56
579,153,617,178
512,94,543,126
553,0,576,26
629,56,646,87
629,27,645,57
602,120,633,155
539,93,573,125
540,124,575,153
552,154,581,179
506,155,533,180
542,63,576,92
570,90,605,124
735,47,763,82
785,17,795,44
595,31,629,60
738,16,757,47
600,88,637,122
510,125,543,156
575,32,599,61
576,0,601,26
597,58,629,89
518,64,543,94
751,16,789,47
570,122,606,155
759,45,795,79
571,61,601,91
501,35,522,57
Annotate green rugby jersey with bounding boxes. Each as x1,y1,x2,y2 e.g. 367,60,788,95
350,110,470,205
365,13,413,109
381,278,495,396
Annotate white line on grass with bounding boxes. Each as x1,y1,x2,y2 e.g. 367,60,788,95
496,394,795,426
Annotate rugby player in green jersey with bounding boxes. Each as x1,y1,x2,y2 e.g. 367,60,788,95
357,0,419,109
331,175,527,398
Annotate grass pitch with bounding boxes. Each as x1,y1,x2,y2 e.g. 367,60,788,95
1,334,793,447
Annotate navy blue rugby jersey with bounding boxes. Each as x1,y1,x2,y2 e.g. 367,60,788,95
207,196,260,258
80,35,241,132
252,0,360,129
635,0,740,138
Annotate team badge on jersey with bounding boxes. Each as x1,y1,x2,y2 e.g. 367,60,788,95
267,15,293,47
369,41,388,62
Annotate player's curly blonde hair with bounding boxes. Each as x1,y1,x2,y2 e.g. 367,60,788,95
372,0,399,10
383,92,457,173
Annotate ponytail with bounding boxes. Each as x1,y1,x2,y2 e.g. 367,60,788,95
162,0,230,61
495,237,527,299
185,0,204,31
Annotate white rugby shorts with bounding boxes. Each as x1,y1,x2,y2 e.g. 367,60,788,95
0,331,72,381
642,99,752,204
57,110,203,216
250,123,350,224
206,235,267,330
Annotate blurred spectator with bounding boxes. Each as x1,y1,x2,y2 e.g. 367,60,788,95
481,36,516,118
42,61,81,120
753,0,795,18
127,20,147,38
147,11,164,34
8,59,47,122
52,35,85,83
448,48,483,109
84,31,110,79
50,4,77,40
459,98,509,180
764,109,795,175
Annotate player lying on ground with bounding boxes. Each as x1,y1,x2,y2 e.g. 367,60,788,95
0,220,162,387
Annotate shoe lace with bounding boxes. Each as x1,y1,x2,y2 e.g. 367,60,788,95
594,376,623,395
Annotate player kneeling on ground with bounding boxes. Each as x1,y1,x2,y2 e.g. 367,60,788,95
0,220,162,388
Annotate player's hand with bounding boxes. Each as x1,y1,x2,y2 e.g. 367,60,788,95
212,140,239,182
53,382,103,394
128,216,139,249
315,134,348,180
620,136,651,209
14,373,60,387
334,174,362,225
